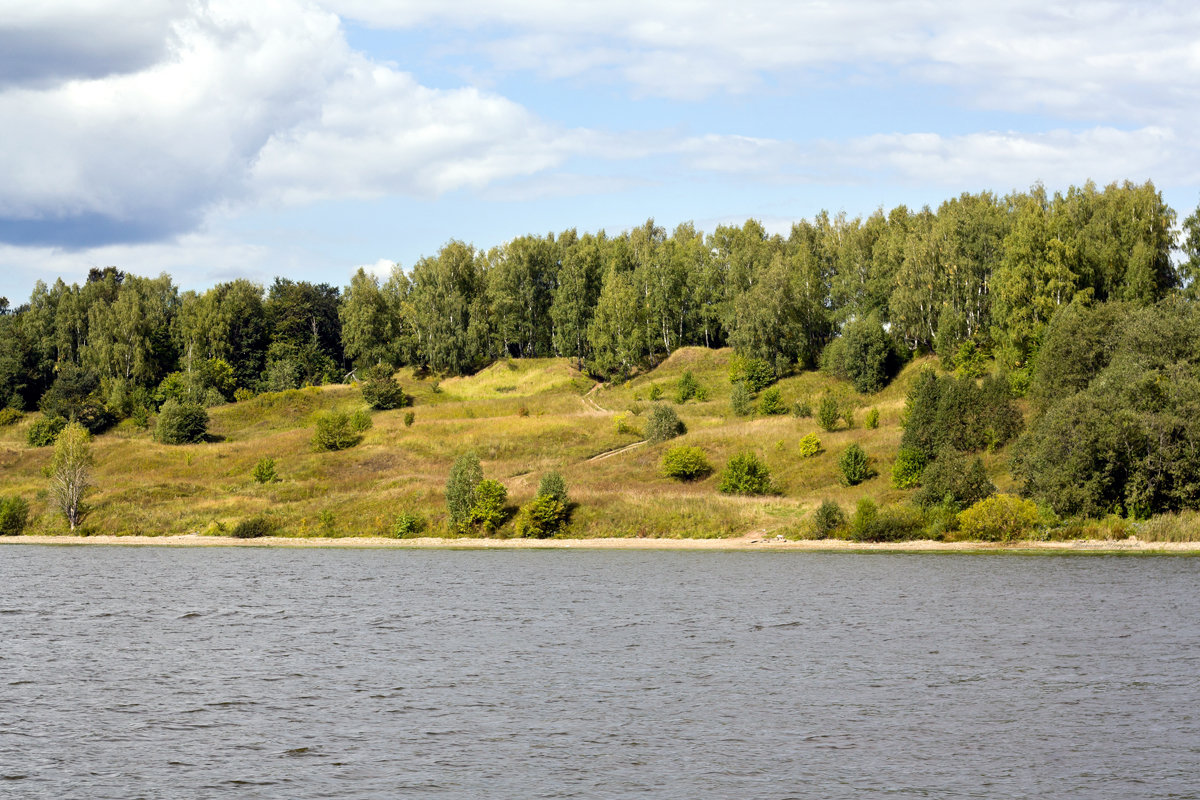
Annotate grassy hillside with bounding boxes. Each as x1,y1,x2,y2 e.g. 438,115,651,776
0,348,1021,539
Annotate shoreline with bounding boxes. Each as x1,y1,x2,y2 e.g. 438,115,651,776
1,533,1196,553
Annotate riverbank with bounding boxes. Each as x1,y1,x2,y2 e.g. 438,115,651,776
2,533,1196,553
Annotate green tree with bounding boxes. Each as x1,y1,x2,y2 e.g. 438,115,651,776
446,452,484,531
50,421,92,532
838,443,871,486
718,451,775,495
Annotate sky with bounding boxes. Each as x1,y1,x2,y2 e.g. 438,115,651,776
2,0,1199,302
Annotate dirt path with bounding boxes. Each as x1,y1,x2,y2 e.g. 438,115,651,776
581,383,607,414
586,440,647,462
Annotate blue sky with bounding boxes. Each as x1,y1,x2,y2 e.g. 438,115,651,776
2,1,1198,302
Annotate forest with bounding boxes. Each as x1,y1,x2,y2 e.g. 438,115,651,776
2,179,1199,527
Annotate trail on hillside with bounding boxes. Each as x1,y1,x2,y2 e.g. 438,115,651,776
581,382,607,414
586,440,647,462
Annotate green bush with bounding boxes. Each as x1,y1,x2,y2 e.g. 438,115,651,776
798,433,821,458
350,408,373,433
231,515,276,538
647,384,663,401
730,381,753,416
252,457,278,484
865,408,880,429
391,512,426,538
813,499,847,538
155,399,209,445
39,364,112,433
361,367,408,410
820,314,903,393
718,451,775,495
901,370,1022,460
537,472,569,504
234,387,256,402
0,496,30,535
731,356,775,393
645,404,685,443
27,415,66,447
816,395,840,431
850,499,924,542
404,411,415,427
446,452,484,530
661,445,711,480
0,408,21,426
957,494,1041,541
838,443,872,486
515,494,567,538
792,399,812,418
311,410,362,451
758,386,786,415
891,447,927,489
614,412,638,436
914,448,995,508
675,371,700,403
468,479,508,533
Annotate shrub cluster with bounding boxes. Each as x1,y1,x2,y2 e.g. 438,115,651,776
0,408,21,426
730,382,753,416
252,457,278,484
675,371,702,403
849,498,925,542
516,472,570,538
718,451,774,495
361,366,408,410
816,396,841,431
812,500,847,538
231,515,276,538
312,409,365,451
957,494,1041,541
890,447,927,489
730,356,775,393
27,415,66,447
446,452,484,530
913,447,995,509
820,314,904,393
661,445,711,480
0,496,30,535
391,512,426,537
902,370,1022,460
758,387,786,415
468,479,508,533
155,399,209,444
645,404,685,443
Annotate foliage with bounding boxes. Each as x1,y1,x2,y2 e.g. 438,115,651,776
798,433,821,458
39,364,112,433
613,412,638,436
311,410,362,451
155,399,209,444
850,499,925,542
813,500,847,538
361,366,408,410
350,408,373,433
537,471,569,505
900,370,1022,460
645,404,686,443
675,371,700,403
957,494,1042,541
816,395,841,431
0,496,29,535
891,447,927,489
718,451,775,495
404,411,415,427
391,512,426,538
838,443,872,486
515,494,567,538
446,452,484,530
758,386,786,415
865,408,879,429
661,445,712,480
0,407,21,426
792,399,812,418
27,415,66,447
231,515,276,538
234,387,256,402
50,421,92,532
647,384,663,401
468,479,508,533
252,457,278,484
730,381,753,416
820,314,903,393
730,355,776,393
914,448,995,509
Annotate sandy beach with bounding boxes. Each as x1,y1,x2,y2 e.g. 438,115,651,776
2,533,1196,553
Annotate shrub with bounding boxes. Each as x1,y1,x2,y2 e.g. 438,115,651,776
891,447,927,489
468,479,508,533
792,399,812,418
957,494,1041,542
27,415,66,447
404,411,415,427
798,433,821,458
446,452,484,530
813,500,847,538
902,370,1023,460
645,404,685,443
648,384,663,401
730,381,753,416
391,512,426,538
537,472,569,504
39,364,112,433
252,457,278,484
350,408,373,433
820,314,903,393
0,496,30,535
718,451,775,495
614,412,638,436
361,367,407,410
838,443,872,486
234,387,256,403
0,408,21,426
731,356,775,393
865,408,880,429
311,410,362,451
914,448,995,508
517,405,529,417
515,494,567,538
128,405,151,430
661,445,711,480
850,499,925,542
231,515,276,538
675,371,700,403
841,406,855,429
816,396,840,431
155,399,209,445
758,386,786,415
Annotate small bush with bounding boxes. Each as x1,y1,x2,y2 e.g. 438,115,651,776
813,500,847,538
517,405,529,417
838,443,872,486
392,512,426,538
27,415,66,447
841,407,855,429
446,452,484,530
661,445,711,480
202,387,226,408
676,371,700,403
350,408,373,433
537,472,569,504
647,384,663,401
252,457,278,484
731,356,775,393
155,399,209,445
891,447,927,489
645,404,685,443
850,499,925,542
614,412,638,436
515,494,567,538
792,399,813,418
468,479,508,533
0,496,30,535
718,451,775,495
361,367,408,410
231,515,276,539
957,494,1041,541
234,387,256,402
128,405,151,430
798,433,821,458
730,381,753,416
816,396,840,431
865,408,879,429
312,410,362,451
758,386,786,415
0,408,21,426
404,411,415,427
